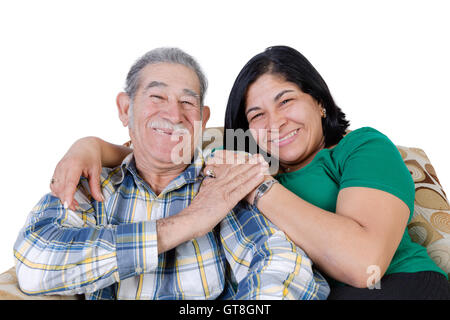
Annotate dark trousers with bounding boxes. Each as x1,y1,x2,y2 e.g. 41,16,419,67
328,271,450,300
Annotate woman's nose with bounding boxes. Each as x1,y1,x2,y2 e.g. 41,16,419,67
269,111,287,130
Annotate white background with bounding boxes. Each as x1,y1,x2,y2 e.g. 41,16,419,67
0,0,449,273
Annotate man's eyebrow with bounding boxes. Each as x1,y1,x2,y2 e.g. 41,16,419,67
274,89,294,102
183,88,200,100
143,82,199,100
144,81,168,91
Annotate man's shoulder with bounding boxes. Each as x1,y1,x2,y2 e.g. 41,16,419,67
73,165,127,205
97,153,134,190
99,166,126,186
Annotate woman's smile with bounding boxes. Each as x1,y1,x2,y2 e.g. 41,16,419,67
245,74,325,167
269,128,300,147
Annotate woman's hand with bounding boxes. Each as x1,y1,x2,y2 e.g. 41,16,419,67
190,152,269,236
50,137,105,210
202,150,271,205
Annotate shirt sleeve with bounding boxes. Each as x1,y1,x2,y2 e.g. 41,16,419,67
13,175,158,296
219,201,330,300
338,128,415,215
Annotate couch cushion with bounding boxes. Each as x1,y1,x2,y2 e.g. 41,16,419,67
397,145,450,279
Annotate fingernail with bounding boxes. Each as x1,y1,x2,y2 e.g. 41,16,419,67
254,154,264,163
63,201,68,209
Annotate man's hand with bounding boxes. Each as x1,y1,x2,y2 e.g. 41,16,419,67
50,137,104,210
154,152,270,254
202,150,272,205
190,151,270,236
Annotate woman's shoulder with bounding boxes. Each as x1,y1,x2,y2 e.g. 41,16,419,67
343,126,390,141
336,126,393,151
330,126,402,166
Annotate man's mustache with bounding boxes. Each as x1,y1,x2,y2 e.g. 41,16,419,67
147,119,190,135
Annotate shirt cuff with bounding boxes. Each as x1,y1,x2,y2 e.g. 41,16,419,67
115,221,158,280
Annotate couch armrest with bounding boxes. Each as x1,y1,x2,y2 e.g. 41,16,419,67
398,145,450,280
0,267,82,300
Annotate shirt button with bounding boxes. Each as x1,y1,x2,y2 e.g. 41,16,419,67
135,267,143,274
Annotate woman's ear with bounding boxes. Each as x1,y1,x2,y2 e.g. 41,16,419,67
319,104,327,118
116,92,131,127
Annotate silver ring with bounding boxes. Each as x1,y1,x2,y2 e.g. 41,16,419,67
50,177,58,184
205,168,216,178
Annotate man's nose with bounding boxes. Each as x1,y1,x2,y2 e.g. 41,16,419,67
163,98,184,123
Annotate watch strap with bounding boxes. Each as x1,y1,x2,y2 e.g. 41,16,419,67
253,179,279,207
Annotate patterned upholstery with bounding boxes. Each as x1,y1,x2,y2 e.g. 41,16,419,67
1,128,448,299
398,145,450,279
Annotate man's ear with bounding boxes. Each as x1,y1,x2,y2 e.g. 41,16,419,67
116,92,131,127
201,105,211,130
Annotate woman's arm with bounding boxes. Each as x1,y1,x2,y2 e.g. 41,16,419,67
50,137,132,210
256,184,409,288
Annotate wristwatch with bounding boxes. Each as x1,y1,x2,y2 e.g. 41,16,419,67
253,179,279,207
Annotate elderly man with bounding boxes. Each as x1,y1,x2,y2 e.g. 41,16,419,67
14,48,329,300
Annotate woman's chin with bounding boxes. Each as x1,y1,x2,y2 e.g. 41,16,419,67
277,150,306,164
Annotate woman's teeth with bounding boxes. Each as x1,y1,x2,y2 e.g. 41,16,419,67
271,129,299,143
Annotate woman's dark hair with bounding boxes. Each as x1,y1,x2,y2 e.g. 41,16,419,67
224,45,350,152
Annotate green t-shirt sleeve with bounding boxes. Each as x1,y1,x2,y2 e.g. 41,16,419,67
338,128,415,215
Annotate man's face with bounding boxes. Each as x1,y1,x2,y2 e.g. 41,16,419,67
118,62,209,166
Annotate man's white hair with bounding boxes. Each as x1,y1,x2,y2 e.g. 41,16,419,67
125,47,207,104
125,47,208,128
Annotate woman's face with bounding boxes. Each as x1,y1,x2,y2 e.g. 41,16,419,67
245,73,326,171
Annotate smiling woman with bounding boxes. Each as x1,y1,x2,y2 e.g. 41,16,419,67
222,45,450,299
244,74,329,171
225,46,350,157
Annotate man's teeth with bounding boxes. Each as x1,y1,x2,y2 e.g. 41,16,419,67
154,128,188,135
155,128,171,135
271,129,298,143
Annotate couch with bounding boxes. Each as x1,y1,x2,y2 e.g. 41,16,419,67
1,128,449,299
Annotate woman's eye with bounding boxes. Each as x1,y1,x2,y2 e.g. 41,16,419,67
281,99,292,105
250,113,263,121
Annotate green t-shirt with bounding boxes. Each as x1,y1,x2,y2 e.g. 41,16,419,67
275,127,446,279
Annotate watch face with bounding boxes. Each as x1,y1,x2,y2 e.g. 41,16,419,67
259,185,269,192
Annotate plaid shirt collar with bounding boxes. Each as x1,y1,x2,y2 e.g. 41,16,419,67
112,147,206,194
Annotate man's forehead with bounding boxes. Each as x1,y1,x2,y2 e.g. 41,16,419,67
144,80,200,99
139,63,201,95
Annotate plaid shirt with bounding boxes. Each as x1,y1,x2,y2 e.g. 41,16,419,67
14,151,329,300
